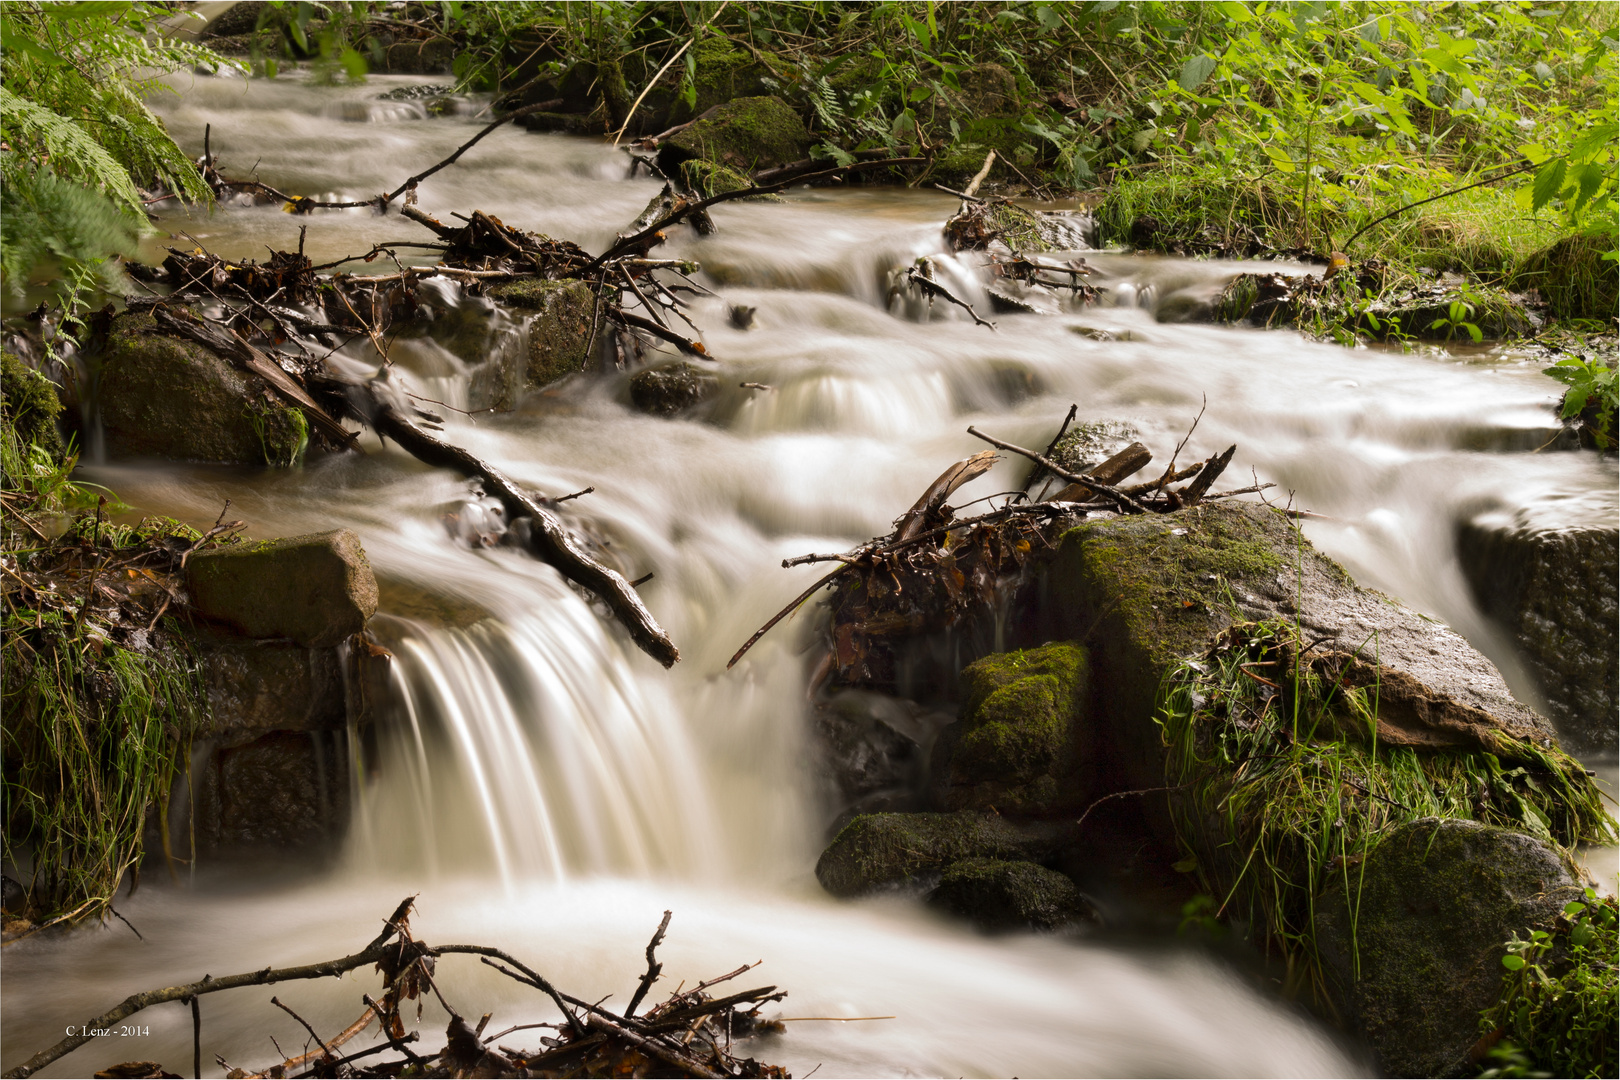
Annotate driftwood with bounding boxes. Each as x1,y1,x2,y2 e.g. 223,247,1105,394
4,899,789,1080
730,406,1273,678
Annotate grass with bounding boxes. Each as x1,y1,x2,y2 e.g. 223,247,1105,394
1156,619,1615,1001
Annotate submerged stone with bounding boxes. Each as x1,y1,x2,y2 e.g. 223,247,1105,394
926,857,1099,933
629,361,720,416
97,311,308,465
186,528,378,648
815,810,1069,898
1314,818,1584,1079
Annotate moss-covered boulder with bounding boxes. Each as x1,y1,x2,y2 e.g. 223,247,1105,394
815,810,1070,897
629,361,720,416
943,642,1089,813
664,96,811,174
1314,818,1584,1078
1041,502,1558,799
1456,501,1618,754
1214,271,1533,341
487,278,596,387
0,350,64,462
926,857,1098,932
186,529,378,648
97,311,308,465
665,39,770,126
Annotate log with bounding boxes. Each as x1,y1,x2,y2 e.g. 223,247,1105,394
362,393,680,668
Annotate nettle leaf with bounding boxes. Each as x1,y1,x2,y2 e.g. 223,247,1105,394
1531,157,1567,211
1179,54,1217,92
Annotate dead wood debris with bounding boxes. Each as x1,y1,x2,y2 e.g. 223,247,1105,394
6,898,791,1080
728,406,1274,684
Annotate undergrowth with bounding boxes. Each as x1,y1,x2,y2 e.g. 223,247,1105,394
1156,620,1615,1000
1478,890,1618,1079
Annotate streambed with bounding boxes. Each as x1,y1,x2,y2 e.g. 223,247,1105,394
3,71,1614,1079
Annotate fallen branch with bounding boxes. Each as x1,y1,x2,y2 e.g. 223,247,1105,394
966,426,1151,514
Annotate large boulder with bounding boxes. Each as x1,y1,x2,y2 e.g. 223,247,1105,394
1314,818,1584,1078
662,96,811,175
815,810,1071,898
186,529,378,648
1456,500,1617,754
1038,502,1559,802
926,857,1099,932
193,729,350,851
97,311,308,465
941,641,1089,813
664,39,770,126
487,278,596,387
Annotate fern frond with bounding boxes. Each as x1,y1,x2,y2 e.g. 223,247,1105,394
0,87,145,214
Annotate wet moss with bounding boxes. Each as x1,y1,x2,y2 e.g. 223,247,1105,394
666,96,811,173
677,158,776,200
668,38,768,125
814,809,1057,897
487,278,595,387
927,857,1097,932
0,350,64,462
949,642,1088,812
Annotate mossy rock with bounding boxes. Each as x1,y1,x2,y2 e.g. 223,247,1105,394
628,361,720,416
664,96,811,174
1314,818,1583,1078
926,857,1098,932
678,158,772,200
0,350,64,463
1517,232,1619,322
186,529,378,648
487,278,595,388
1040,502,1557,799
945,642,1089,813
1214,272,1533,341
931,117,1033,187
97,311,308,466
815,810,1066,898
666,38,770,125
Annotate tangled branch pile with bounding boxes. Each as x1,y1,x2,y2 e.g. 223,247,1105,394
6,899,792,1080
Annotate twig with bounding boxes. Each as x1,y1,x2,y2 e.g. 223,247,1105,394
1075,785,1183,833
1339,160,1541,254
727,568,846,669
624,910,671,1018
612,36,697,146
966,426,1151,514
1029,403,1078,497
270,997,336,1063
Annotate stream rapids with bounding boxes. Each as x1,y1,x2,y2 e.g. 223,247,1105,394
3,71,1616,1080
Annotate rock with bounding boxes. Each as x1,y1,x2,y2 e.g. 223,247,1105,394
927,858,1099,932
664,39,770,126
200,636,346,741
1456,501,1618,754
1214,272,1532,340
813,690,950,822
0,349,64,460
661,96,811,175
193,729,349,852
942,642,1089,814
629,361,720,415
1153,288,1218,324
816,810,1072,898
1314,818,1583,1078
96,311,308,465
487,278,596,387
1039,502,1559,799
186,529,378,648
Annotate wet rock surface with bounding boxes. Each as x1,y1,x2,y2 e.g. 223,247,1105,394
926,857,1100,933
487,278,596,388
186,528,379,648
97,311,307,465
815,810,1073,898
1314,818,1583,1079
1456,500,1618,755
661,95,811,174
628,361,720,415
194,729,350,852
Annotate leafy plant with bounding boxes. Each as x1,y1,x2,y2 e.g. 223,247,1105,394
1431,297,1484,343
1543,353,1618,448
1479,890,1618,1079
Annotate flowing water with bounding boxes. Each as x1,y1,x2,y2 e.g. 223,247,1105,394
4,71,1616,1078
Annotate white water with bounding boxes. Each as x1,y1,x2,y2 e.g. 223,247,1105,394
5,71,1615,1078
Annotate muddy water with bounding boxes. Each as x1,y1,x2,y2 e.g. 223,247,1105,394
3,71,1614,1078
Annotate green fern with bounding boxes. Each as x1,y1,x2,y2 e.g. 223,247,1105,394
0,162,141,299
0,88,144,213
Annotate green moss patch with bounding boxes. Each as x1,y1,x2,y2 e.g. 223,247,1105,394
666,95,811,173
0,351,64,464
815,809,1059,897
948,642,1088,812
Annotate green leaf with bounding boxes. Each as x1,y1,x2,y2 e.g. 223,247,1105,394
1463,321,1482,344
1421,46,1465,75
1501,954,1526,971
1179,54,1217,92
1532,158,1568,212
1564,900,1589,917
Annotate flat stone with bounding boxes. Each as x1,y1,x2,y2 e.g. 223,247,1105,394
200,637,346,743
186,529,378,647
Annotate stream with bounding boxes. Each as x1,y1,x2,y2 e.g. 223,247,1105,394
3,71,1615,1079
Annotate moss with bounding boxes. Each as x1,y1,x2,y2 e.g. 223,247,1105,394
487,278,595,387
1517,232,1619,322
814,809,1058,897
97,311,306,465
0,351,64,462
927,857,1096,932
678,158,778,200
949,642,1088,812
666,95,811,173
667,38,768,125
